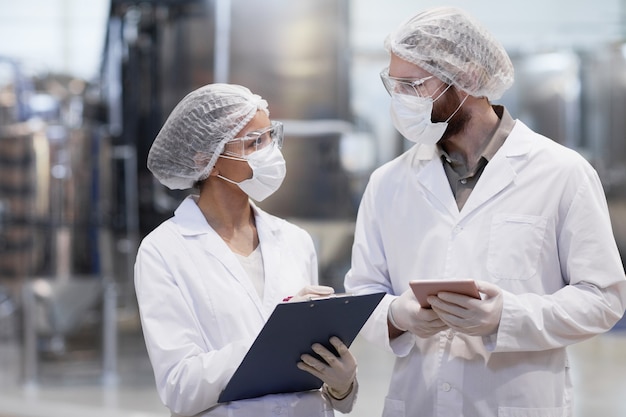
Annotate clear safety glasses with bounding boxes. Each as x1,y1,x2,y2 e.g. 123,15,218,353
380,67,440,98
222,120,284,158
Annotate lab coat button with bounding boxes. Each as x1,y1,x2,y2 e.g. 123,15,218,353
442,382,451,392
460,178,468,185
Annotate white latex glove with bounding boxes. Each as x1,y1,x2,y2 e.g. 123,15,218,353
297,336,357,398
287,285,335,302
389,288,448,338
428,280,503,337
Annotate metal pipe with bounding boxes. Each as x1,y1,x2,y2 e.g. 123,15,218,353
213,0,231,83
21,283,37,388
101,278,118,386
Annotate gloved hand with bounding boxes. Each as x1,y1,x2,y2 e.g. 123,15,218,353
297,336,356,398
287,285,335,302
388,288,448,338
428,280,503,337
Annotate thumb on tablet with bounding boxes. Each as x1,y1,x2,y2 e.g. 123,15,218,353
475,281,501,299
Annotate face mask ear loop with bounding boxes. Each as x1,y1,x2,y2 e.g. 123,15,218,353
216,174,241,185
444,94,470,123
431,83,453,102
215,154,249,185
219,153,247,162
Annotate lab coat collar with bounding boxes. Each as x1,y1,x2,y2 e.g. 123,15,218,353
253,206,284,315
407,116,534,162
413,149,459,217
172,195,281,237
411,143,439,161
499,119,534,157
411,118,535,219
460,119,534,217
172,195,282,317
172,195,212,236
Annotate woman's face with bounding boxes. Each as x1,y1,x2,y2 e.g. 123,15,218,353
211,110,271,183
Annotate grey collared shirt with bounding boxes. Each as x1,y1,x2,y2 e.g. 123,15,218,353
439,105,515,210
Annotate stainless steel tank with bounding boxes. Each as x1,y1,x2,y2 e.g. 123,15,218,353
0,121,47,281
0,73,112,285
504,50,582,149
0,70,118,384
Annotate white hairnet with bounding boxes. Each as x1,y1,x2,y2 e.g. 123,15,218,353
147,83,269,190
384,7,514,100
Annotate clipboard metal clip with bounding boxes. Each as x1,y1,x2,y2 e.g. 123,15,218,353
308,292,353,301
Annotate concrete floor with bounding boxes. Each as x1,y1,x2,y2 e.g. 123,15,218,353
0,319,625,417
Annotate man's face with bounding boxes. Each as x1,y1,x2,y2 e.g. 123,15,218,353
388,54,470,141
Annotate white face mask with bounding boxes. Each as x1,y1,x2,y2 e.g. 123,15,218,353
218,143,287,202
390,88,468,146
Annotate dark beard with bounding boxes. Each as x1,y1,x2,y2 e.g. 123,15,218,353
431,87,470,142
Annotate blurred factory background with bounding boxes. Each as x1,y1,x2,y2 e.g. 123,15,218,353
0,0,625,416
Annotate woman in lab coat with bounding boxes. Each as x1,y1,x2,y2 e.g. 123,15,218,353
134,84,357,417
344,7,626,417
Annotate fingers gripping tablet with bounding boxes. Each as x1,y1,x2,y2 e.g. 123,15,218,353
409,279,480,308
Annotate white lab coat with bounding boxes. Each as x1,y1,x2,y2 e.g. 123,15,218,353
345,119,626,417
134,196,346,417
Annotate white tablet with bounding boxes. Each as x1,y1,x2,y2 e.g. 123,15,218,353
409,279,480,308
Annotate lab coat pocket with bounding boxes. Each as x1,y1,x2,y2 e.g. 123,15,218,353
382,397,405,417
498,405,570,417
487,214,548,281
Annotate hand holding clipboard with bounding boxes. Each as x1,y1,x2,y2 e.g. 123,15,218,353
218,292,384,403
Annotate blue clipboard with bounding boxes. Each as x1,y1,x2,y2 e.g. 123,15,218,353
218,291,385,403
